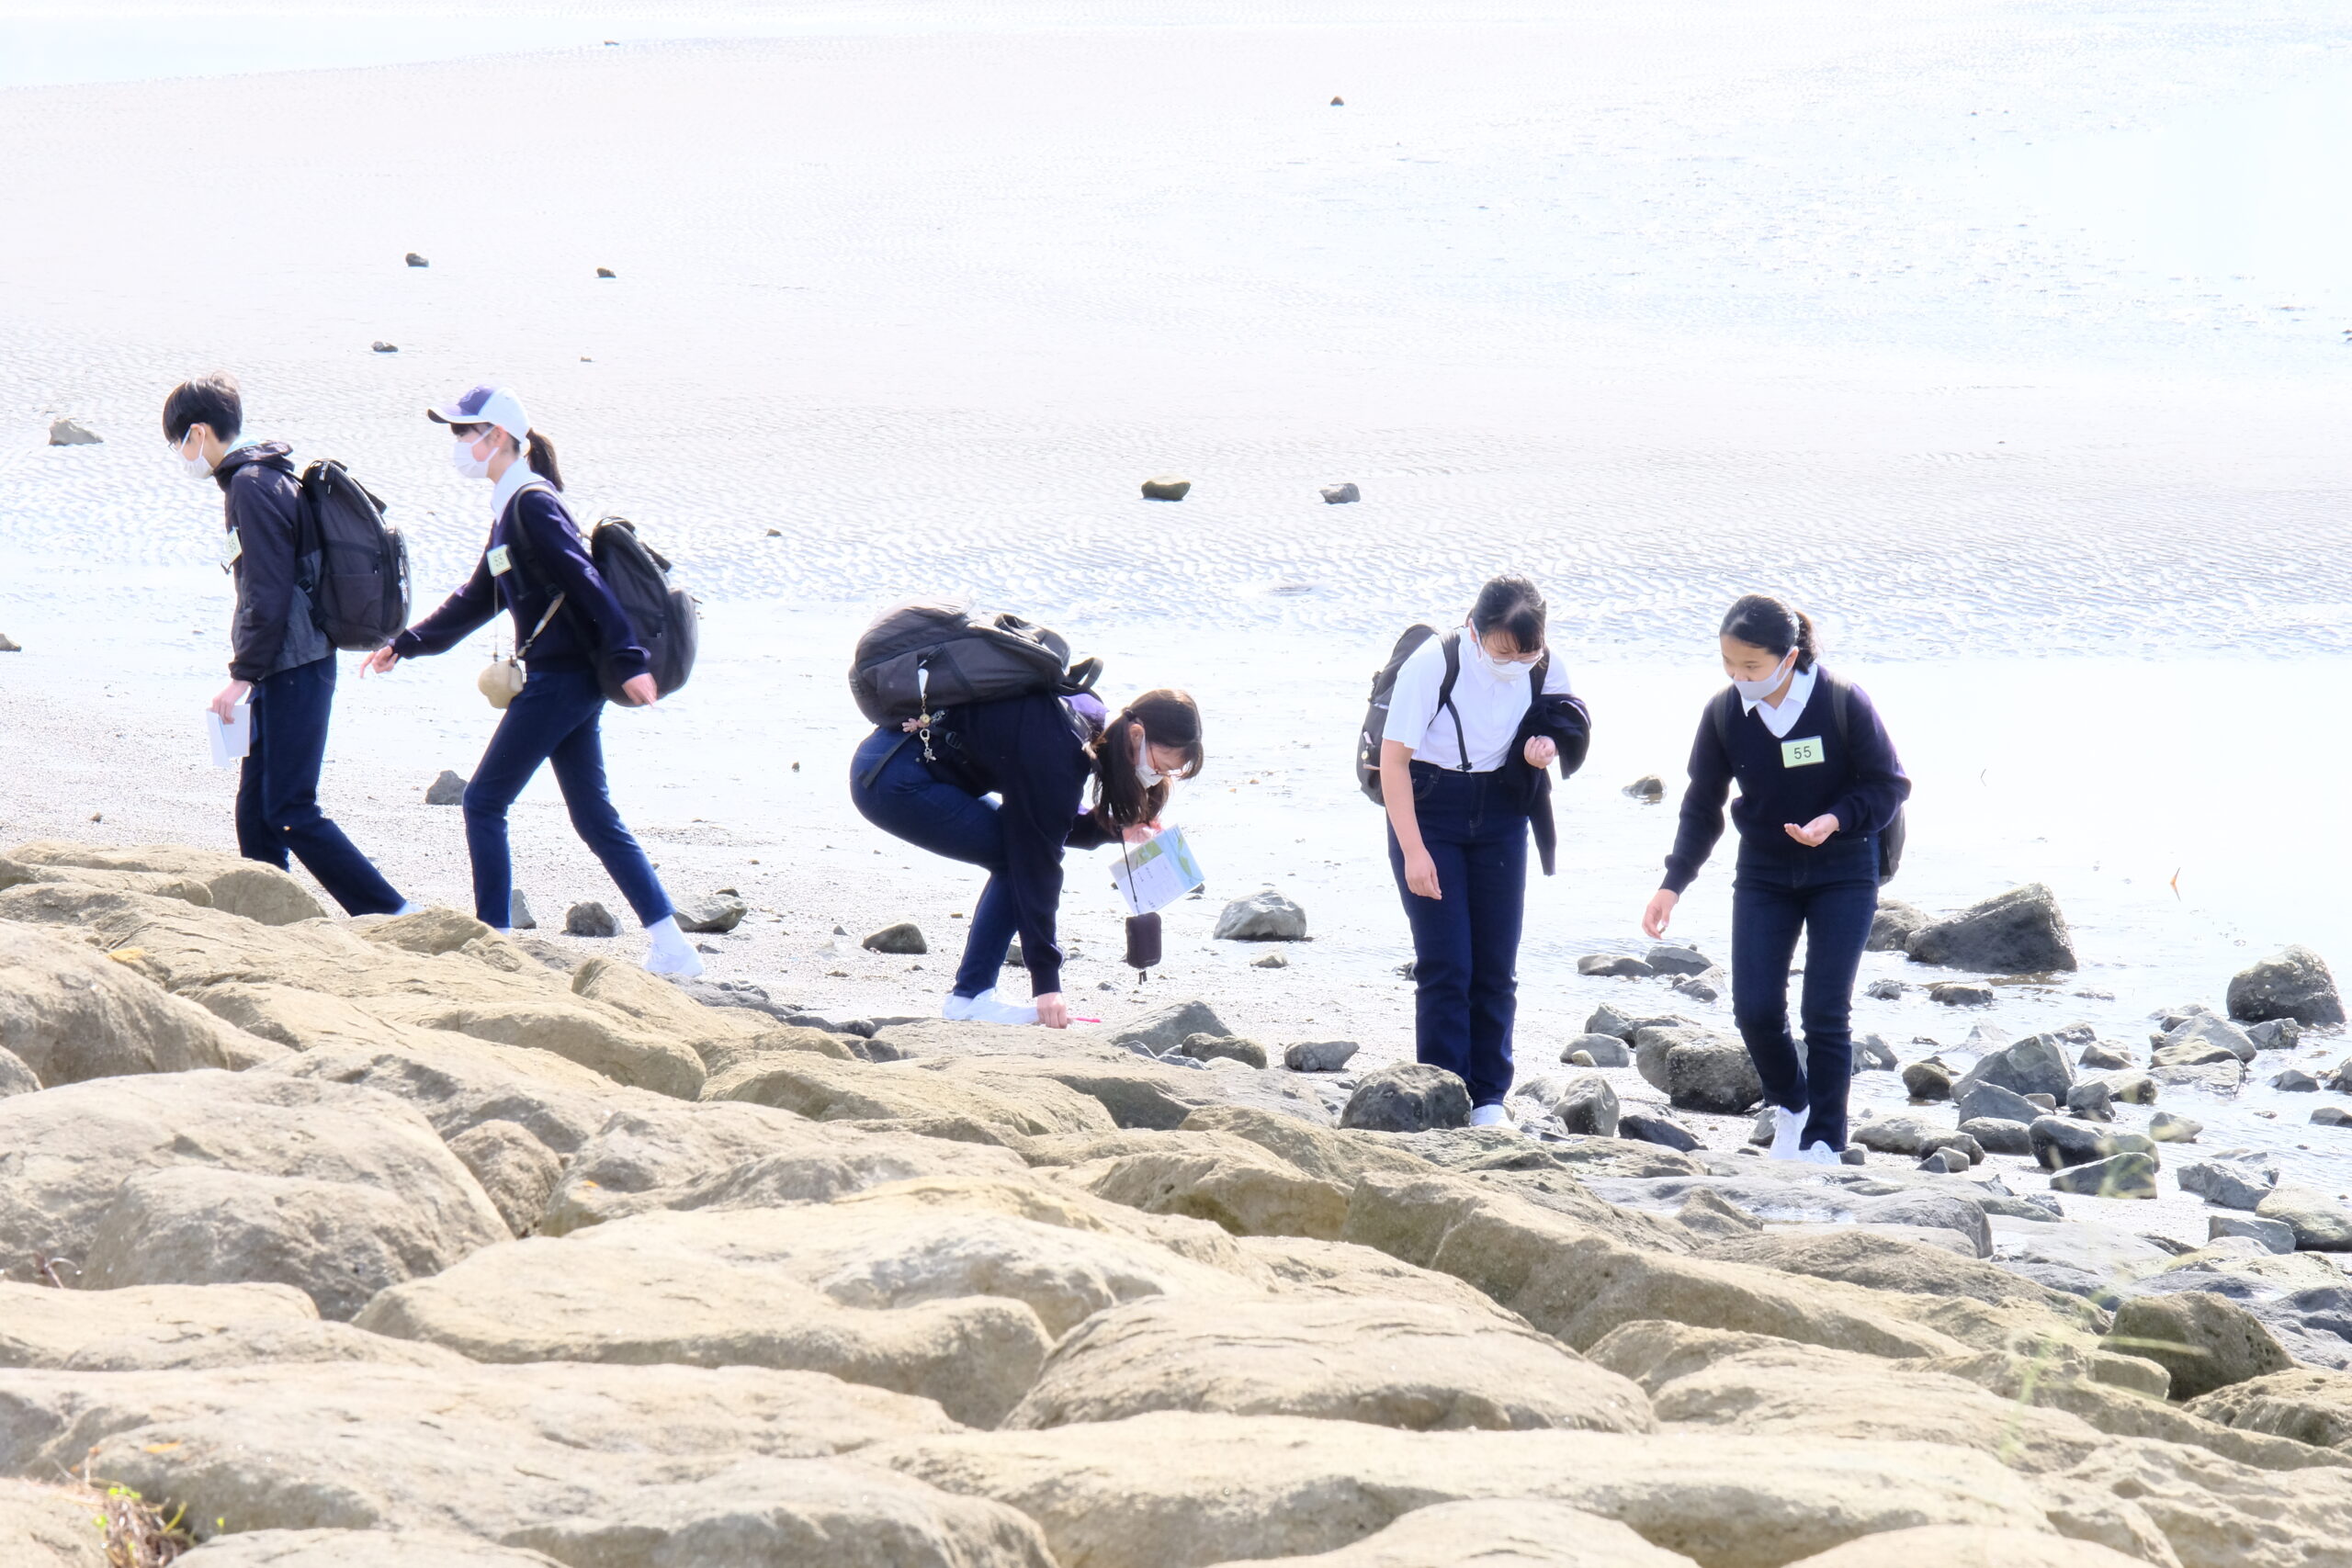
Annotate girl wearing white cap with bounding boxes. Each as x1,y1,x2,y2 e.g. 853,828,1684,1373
363,385,701,976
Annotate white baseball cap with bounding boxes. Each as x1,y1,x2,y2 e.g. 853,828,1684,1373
426,384,533,440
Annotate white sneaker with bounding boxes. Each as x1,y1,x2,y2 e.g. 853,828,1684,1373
1467,1102,1510,1128
1769,1105,1808,1160
1801,1141,1842,1166
942,988,1039,1026
644,944,705,978
643,914,704,977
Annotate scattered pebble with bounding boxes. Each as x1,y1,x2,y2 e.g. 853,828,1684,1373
404,252,429,267
0,634,18,651
863,921,926,955
372,342,399,354
1622,774,1665,801
565,901,618,938
509,891,537,931
46,418,100,446
1140,474,1192,501
424,770,468,806
1251,952,1288,969
596,266,617,278
1215,889,1307,941
1319,481,1360,504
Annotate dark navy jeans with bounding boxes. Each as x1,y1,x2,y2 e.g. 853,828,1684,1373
235,655,404,917
849,728,1017,998
1731,834,1880,1150
1387,763,1529,1108
462,663,671,931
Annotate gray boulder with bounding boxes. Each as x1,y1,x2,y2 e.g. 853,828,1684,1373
1109,999,1230,1055
1582,1004,1636,1041
1668,973,1718,1005
2049,1151,2157,1199
1856,1190,1992,1256
47,416,102,445
424,769,468,806
1867,898,1928,953
1900,1060,1952,1100
1632,1025,1714,1092
1339,1064,1472,1133
1905,883,2077,973
2027,1115,2110,1170
2147,1111,2201,1143
2247,1018,2304,1051
1213,890,1307,942
1179,1033,1267,1069
1918,1147,1970,1173
2178,1157,2279,1212
1140,474,1192,501
1577,953,1652,978
1621,775,1665,802
2274,1068,2322,1092
2152,1012,2256,1064
1318,482,1361,504
1644,944,1712,976
509,891,537,931
2315,1106,2352,1128
2228,945,2345,1026
1958,1117,2033,1156
862,921,926,954
2210,1214,2298,1253
1850,1115,1944,1157
1951,1033,2074,1103
2064,1080,2114,1121
1853,1033,1898,1071
675,892,749,934
1665,1039,1763,1115
2256,1187,2352,1251
1559,1032,1630,1067
2078,1040,2133,1070
0,1045,35,1099
1956,1080,2041,1125
447,1120,564,1237
1282,1040,1358,1073
1555,1076,1620,1137
1617,1111,1702,1152
1927,981,1993,1008
565,901,620,938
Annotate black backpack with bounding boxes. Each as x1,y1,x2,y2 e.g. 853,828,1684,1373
503,490,700,705
1356,626,1548,804
1708,669,1906,884
849,601,1101,726
584,518,698,704
297,460,410,651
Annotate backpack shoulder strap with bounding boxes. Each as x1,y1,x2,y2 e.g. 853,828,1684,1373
1709,684,1738,755
1528,652,1550,705
1821,667,1852,747
1436,630,1470,773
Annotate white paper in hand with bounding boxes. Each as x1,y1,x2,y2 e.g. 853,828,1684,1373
205,705,252,768
1109,825,1205,917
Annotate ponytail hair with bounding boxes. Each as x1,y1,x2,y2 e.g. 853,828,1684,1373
1719,593,1817,671
1088,689,1204,833
523,429,565,491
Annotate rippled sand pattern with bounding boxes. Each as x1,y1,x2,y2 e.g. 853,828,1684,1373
5,1,2351,658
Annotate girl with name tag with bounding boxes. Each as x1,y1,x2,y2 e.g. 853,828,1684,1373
361,384,701,977
851,689,1203,1029
1641,594,1910,1163
1380,576,1592,1126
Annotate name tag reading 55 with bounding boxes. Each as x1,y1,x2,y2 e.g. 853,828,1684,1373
1781,737,1826,768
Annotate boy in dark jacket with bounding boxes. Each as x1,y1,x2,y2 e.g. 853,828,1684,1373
165,374,410,916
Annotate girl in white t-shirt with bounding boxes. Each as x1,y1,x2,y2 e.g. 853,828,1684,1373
1378,575,1591,1124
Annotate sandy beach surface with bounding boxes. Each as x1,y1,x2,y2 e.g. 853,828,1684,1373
4,0,2350,1213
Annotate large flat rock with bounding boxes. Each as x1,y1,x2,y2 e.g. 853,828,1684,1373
1202,1499,1702,1567
0,919,284,1085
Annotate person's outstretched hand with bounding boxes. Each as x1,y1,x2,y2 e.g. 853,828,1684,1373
1784,813,1839,848
1035,992,1069,1029
361,648,399,677
1641,887,1679,941
621,673,660,707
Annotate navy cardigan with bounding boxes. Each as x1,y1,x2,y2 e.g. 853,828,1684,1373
393,485,650,681
922,694,1116,997
1662,669,1909,894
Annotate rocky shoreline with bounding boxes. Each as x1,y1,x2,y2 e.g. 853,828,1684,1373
1,841,2349,1567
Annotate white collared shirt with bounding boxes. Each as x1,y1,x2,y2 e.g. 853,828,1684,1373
491,460,544,518
1386,631,1574,773
1744,662,1817,739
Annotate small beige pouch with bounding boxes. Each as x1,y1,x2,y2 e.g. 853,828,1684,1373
478,594,566,710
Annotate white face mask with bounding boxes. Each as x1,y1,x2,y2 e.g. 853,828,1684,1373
450,437,492,480
1134,731,1167,789
1469,630,1539,682
1730,649,1796,703
173,433,212,479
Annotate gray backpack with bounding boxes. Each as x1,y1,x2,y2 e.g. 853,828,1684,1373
849,601,1100,727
